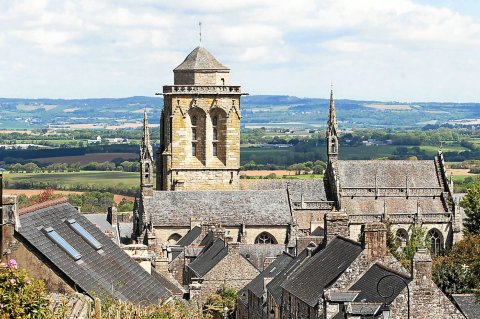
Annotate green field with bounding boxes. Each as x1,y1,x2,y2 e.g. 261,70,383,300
3,171,140,193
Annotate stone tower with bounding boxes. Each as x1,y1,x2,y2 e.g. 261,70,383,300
157,46,244,191
140,109,154,196
324,89,341,209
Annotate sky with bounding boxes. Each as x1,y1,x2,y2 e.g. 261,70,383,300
0,0,479,102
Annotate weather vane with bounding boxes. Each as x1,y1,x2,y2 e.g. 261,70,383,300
199,21,202,44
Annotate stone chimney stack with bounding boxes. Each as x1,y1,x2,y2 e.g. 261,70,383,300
412,248,432,287
363,222,387,261
212,226,225,241
227,242,241,255
107,206,118,225
324,211,349,244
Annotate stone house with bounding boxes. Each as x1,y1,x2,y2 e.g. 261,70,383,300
185,239,260,302
0,196,173,303
246,216,465,319
237,252,294,319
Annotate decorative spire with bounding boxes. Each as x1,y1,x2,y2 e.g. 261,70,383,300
328,88,338,131
141,108,153,160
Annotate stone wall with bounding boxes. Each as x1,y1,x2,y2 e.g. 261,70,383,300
194,251,259,302
11,235,74,294
281,292,317,319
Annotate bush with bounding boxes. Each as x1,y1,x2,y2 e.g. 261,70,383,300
0,259,61,318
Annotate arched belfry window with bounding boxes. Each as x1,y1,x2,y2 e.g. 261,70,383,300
330,136,338,154
254,232,278,244
209,109,227,163
191,116,198,157
145,163,150,178
212,116,218,157
428,229,443,255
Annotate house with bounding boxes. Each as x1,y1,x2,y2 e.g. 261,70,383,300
0,196,173,304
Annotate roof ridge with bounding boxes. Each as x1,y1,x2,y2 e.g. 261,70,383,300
19,197,69,216
372,262,412,280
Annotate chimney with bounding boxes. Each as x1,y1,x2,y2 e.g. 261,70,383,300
227,242,241,255
363,222,387,261
212,226,225,241
324,211,349,244
107,206,118,225
411,248,432,287
190,217,201,230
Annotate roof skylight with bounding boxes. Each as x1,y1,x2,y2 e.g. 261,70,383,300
66,219,103,250
44,227,82,261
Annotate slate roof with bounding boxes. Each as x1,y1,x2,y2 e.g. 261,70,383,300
452,294,480,319
243,253,293,300
240,244,286,271
342,196,447,214
349,263,411,306
17,201,171,303
174,46,229,71
176,226,202,247
338,160,441,188
240,179,328,202
187,238,228,277
281,237,363,307
266,248,311,306
144,190,292,227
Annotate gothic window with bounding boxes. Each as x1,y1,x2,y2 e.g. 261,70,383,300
144,163,150,179
167,233,182,245
191,116,198,157
330,136,338,153
212,116,218,157
396,228,408,247
428,229,443,255
255,232,278,244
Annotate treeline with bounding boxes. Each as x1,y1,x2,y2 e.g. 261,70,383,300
3,160,141,173
0,144,139,161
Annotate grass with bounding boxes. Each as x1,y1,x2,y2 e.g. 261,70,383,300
283,174,323,179
4,171,140,188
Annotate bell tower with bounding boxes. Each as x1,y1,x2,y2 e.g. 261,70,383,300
157,46,245,191
140,109,154,196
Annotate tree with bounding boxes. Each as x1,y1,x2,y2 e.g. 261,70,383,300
461,185,480,235
433,235,480,297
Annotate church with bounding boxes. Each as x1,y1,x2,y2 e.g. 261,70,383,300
132,44,462,256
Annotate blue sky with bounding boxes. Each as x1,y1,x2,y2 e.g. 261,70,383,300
0,0,479,102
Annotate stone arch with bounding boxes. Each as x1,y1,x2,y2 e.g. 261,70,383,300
254,232,278,245
395,228,409,247
427,228,443,255
209,107,228,164
167,233,182,245
188,108,206,163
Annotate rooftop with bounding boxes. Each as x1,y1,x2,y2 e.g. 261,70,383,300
174,46,229,71
144,190,292,227
17,201,171,303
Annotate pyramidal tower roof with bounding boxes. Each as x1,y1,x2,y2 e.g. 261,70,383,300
174,46,229,71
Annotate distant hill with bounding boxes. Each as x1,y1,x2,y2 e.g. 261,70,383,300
0,95,479,130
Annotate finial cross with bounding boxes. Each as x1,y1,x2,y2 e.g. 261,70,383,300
199,22,202,44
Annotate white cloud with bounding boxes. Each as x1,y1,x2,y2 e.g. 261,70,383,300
0,0,479,101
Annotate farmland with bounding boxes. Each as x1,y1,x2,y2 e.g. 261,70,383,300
34,152,138,164
3,171,140,196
